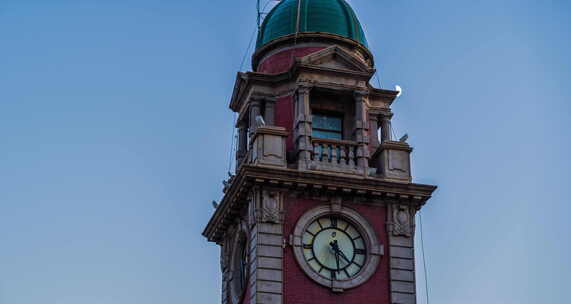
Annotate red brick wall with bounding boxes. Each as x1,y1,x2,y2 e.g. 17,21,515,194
283,197,390,304
274,95,294,154
257,47,325,74
261,47,328,156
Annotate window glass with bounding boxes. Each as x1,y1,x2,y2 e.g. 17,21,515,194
312,113,342,140
312,130,342,140
313,114,342,131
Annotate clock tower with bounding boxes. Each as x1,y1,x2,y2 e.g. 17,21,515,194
203,1,437,304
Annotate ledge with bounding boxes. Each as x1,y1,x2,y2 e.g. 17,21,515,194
202,164,437,243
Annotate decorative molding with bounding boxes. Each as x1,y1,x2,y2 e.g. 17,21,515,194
389,205,414,238
203,165,436,243
261,190,283,224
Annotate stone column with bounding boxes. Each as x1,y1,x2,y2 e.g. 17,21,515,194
294,84,312,169
380,112,393,143
353,90,369,173
264,97,276,126
236,122,248,167
249,98,263,139
368,111,380,151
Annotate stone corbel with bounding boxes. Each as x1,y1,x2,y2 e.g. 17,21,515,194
388,204,415,238
260,189,284,224
329,197,342,212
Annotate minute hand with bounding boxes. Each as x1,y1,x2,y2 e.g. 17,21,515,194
337,248,352,264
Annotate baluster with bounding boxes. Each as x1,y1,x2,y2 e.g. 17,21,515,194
322,143,330,163
339,145,348,168
331,143,338,164
348,145,356,169
312,142,319,161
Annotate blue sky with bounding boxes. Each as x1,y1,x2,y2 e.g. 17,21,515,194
0,1,569,303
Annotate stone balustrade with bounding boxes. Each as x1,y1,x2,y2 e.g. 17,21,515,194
310,138,360,173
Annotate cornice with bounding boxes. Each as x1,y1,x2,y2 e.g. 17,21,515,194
229,63,375,113
203,165,437,243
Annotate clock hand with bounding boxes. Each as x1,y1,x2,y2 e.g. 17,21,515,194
329,241,341,270
335,248,340,271
330,240,348,272
337,249,352,264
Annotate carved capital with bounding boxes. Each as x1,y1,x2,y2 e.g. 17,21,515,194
380,111,394,121
353,89,368,100
250,95,265,105
297,83,313,95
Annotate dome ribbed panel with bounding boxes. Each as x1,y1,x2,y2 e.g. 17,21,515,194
256,0,368,49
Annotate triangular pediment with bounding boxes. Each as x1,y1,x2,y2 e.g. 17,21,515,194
299,46,373,73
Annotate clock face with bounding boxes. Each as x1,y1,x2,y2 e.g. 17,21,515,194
302,216,367,281
237,243,248,291
230,236,248,304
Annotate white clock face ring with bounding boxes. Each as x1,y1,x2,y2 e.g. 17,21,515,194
293,205,383,291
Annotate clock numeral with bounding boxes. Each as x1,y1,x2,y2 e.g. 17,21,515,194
344,268,350,277
317,219,323,229
303,244,312,249
330,217,337,227
354,248,366,255
331,270,337,279
352,235,362,241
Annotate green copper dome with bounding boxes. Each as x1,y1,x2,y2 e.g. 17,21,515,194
256,0,368,49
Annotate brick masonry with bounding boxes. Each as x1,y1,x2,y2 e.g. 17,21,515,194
283,196,391,304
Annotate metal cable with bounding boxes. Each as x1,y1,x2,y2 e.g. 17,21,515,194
419,211,431,304
228,3,272,174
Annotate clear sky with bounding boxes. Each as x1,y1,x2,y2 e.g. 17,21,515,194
0,1,569,304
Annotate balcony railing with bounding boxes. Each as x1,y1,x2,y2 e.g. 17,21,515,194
310,138,360,173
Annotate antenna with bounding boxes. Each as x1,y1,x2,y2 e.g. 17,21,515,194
257,0,262,29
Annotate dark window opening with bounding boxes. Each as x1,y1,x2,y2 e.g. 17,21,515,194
312,113,343,140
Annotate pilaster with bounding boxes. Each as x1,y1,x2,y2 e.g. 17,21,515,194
248,187,284,304
387,202,417,304
353,90,370,173
294,84,313,170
